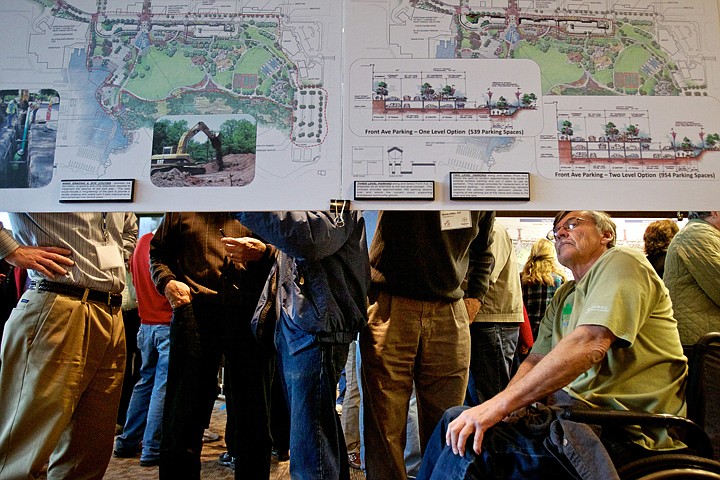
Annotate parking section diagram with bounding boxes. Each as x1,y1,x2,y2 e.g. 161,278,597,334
342,0,720,210
537,96,720,181
348,59,542,137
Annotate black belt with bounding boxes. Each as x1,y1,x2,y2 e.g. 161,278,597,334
35,280,123,307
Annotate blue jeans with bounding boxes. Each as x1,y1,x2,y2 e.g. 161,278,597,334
341,340,361,456
405,388,421,478
337,368,347,405
466,323,519,406
417,406,572,480
276,316,350,480
115,323,171,462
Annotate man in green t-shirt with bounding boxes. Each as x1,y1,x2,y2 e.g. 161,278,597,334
417,210,688,479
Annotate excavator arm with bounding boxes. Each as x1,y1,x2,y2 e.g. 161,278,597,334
151,121,223,174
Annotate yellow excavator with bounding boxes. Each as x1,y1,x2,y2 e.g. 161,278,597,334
151,121,223,175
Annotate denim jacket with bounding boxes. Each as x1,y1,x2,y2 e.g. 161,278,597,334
235,211,370,353
546,412,620,480
507,401,620,480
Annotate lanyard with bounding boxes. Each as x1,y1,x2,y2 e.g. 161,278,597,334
101,212,109,244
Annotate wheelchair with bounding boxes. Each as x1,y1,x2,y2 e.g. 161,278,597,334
563,332,720,479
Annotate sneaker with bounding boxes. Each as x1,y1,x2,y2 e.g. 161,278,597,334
202,429,221,443
218,452,235,470
348,452,362,470
272,448,290,462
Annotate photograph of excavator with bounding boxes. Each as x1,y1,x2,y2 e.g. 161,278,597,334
150,114,257,187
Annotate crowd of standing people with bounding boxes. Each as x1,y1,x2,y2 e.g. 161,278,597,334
0,209,718,480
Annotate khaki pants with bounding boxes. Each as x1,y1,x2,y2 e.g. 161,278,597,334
360,292,470,480
0,290,125,480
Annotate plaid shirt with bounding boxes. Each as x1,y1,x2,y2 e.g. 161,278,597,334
521,272,563,338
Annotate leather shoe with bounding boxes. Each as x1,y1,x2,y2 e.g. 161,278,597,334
113,447,139,458
140,458,161,467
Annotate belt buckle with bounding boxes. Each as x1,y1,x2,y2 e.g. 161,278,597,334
107,291,113,306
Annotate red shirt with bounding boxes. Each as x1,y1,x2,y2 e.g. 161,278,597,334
130,233,172,325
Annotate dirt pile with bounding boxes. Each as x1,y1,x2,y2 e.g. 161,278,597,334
151,154,256,187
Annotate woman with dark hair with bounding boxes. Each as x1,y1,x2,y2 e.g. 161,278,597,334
643,219,679,277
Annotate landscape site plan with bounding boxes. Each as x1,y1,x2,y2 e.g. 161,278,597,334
0,0,342,210
0,0,719,211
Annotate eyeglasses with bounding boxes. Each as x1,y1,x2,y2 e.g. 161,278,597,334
546,217,592,241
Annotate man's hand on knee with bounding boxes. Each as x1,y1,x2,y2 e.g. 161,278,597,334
445,400,506,456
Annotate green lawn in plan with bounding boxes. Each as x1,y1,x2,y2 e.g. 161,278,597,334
235,47,273,75
593,68,614,87
125,47,206,101
514,42,584,94
614,44,651,75
258,76,273,96
641,76,657,95
214,69,234,88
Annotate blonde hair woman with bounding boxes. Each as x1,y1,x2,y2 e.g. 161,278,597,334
520,238,566,338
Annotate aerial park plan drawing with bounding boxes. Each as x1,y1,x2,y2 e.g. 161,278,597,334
0,0,342,210
0,0,719,211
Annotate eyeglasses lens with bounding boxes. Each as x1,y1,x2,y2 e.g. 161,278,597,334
549,218,582,240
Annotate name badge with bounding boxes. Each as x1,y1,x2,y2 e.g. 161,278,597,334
95,243,124,270
440,211,472,231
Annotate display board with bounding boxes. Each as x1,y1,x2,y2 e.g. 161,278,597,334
0,0,719,211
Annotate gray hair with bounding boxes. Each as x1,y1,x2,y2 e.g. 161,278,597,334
553,211,617,248
688,211,712,220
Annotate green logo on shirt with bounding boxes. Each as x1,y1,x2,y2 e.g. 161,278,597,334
562,303,572,328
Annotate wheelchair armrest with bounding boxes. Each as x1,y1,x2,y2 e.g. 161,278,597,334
560,408,714,459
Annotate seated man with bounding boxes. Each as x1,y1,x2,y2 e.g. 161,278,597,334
418,211,688,479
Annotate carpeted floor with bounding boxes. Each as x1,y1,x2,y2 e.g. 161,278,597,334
101,399,366,479
32,399,365,479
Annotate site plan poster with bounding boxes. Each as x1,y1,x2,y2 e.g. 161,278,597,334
0,0,343,211
1,0,719,212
